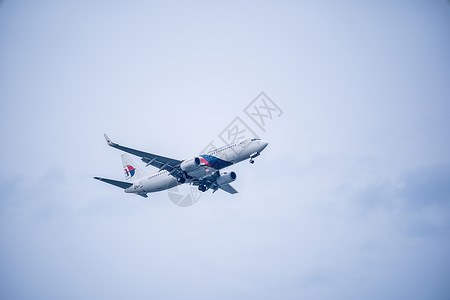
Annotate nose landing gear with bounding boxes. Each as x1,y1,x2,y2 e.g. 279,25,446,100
249,151,260,164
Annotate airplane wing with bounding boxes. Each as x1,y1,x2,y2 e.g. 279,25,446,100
104,134,183,176
218,183,238,194
94,177,133,189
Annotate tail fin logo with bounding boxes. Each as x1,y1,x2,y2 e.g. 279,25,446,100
124,165,136,178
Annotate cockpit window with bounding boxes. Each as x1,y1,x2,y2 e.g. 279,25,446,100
251,138,261,141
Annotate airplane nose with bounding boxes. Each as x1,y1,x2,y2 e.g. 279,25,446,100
260,140,269,151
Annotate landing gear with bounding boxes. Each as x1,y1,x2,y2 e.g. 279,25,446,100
198,185,207,192
177,177,186,184
249,151,259,164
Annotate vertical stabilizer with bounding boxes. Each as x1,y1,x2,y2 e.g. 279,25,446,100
121,153,145,181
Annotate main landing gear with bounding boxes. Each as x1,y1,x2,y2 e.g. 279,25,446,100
198,185,208,192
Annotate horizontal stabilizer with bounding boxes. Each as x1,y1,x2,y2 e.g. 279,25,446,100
94,177,133,189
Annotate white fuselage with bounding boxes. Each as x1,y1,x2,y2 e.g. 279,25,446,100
124,138,267,194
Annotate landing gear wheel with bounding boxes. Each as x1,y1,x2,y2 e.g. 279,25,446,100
177,177,186,184
198,185,207,192
250,159,254,164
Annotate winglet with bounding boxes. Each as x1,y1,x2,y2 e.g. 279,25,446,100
104,133,113,146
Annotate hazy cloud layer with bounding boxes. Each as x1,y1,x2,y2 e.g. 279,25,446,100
1,1,449,299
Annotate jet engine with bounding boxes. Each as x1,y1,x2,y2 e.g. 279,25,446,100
216,171,237,186
180,157,201,172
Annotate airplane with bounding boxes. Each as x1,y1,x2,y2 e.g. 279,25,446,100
94,134,269,198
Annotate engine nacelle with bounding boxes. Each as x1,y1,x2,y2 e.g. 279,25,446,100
216,171,237,186
180,157,201,172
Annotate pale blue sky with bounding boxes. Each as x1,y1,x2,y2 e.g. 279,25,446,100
1,1,449,299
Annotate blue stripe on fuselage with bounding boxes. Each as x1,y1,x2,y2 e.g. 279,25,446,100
200,155,233,169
